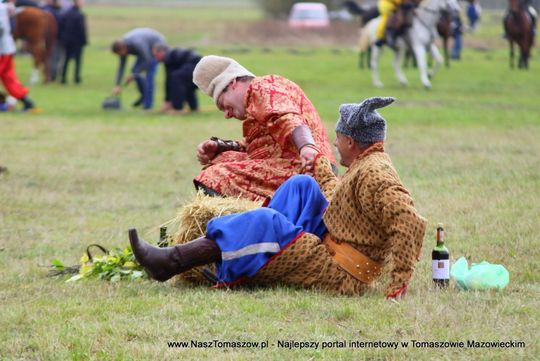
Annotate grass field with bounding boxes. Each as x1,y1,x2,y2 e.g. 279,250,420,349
1,3,539,360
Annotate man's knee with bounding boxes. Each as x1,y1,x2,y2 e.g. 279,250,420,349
286,174,317,189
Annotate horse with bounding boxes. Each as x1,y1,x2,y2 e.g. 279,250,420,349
361,0,460,89
12,6,58,84
436,9,452,67
354,0,410,68
503,0,535,69
402,9,453,69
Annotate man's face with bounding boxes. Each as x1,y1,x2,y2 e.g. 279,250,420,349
216,80,247,120
153,49,166,62
334,132,355,167
115,45,128,57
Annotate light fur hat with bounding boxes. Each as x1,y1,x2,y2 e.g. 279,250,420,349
336,97,395,144
192,55,255,103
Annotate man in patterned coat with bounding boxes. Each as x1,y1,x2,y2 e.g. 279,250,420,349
130,97,426,300
191,55,337,201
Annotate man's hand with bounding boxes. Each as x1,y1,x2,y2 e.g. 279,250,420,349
112,86,121,96
197,140,219,165
300,145,319,175
160,101,173,112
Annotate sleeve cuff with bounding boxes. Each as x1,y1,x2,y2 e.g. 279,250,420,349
386,283,408,299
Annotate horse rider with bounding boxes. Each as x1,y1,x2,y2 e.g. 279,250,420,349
375,0,401,46
503,0,537,37
375,0,420,47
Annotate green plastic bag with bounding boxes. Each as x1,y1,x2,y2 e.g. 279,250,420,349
450,257,510,290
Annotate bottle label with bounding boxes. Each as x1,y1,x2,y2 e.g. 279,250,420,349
432,260,450,279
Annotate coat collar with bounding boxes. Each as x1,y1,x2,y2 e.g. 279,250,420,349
347,142,385,170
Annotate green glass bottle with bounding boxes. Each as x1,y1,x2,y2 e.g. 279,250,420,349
432,223,449,287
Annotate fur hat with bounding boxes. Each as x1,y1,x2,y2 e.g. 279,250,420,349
193,55,255,104
336,97,395,144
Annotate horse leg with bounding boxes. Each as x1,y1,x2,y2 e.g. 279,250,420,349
412,45,431,89
392,43,408,86
443,36,449,68
39,42,50,83
359,50,370,69
522,34,533,69
509,39,515,69
518,42,525,69
370,45,384,88
42,53,51,83
521,43,529,69
428,43,444,79
29,42,41,85
526,39,533,69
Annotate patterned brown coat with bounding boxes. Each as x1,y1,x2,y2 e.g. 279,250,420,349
250,142,426,297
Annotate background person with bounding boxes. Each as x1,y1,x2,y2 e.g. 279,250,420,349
41,0,63,82
375,0,402,46
466,0,481,32
152,44,201,114
111,27,166,110
0,1,36,111
59,0,87,84
0,91,16,111
450,9,464,60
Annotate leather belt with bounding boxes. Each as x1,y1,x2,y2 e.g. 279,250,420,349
323,234,382,283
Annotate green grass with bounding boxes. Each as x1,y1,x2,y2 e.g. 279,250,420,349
1,4,539,360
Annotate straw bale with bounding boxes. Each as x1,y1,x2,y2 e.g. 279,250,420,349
169,192,261,286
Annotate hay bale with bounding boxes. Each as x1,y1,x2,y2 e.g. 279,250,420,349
169,192,261,286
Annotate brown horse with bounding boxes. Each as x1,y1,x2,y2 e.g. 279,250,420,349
12,6,57,83
437,9,452,67
503,0,535,69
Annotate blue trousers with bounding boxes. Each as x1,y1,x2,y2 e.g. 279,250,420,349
206,175,328,284
132,59,158,109
451,32,462,60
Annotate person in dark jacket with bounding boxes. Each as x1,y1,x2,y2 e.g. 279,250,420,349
450,10,463,60
60,0,87,84
111,28,166,110
152,44,201,113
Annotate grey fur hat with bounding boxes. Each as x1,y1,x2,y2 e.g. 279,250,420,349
336,97,395,144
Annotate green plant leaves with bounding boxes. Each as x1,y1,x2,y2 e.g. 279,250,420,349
51,259,65,270
56,246,148,283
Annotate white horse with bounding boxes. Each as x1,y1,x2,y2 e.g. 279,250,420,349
360,0,460,88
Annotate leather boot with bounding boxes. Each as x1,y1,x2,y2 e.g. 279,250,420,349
128,228,221,282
